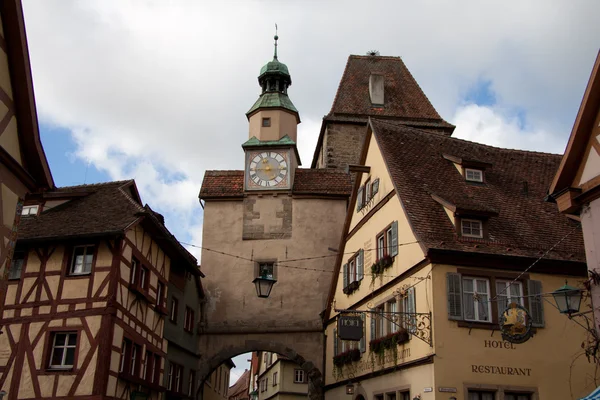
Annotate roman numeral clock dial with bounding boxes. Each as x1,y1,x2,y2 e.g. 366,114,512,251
247,151,289,190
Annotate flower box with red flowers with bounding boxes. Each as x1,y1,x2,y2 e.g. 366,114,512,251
333,348,361,367
369,329,409,354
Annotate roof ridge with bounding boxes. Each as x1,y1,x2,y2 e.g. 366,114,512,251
56,179,135,190
349,54,402,60
371,118,562,157
117,182,145,213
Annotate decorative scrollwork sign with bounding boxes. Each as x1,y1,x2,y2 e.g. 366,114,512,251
499,303,534,344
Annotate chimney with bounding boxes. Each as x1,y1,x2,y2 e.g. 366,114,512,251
369,74,384,106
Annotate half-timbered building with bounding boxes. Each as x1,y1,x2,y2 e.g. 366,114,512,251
0,180,199,400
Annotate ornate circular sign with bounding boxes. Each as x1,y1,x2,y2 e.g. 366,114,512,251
499,302,534,344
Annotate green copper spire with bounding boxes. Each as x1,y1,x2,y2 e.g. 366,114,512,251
247,28,298,120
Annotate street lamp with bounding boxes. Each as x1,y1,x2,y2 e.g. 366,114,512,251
253,276,276,298
552,283,583,315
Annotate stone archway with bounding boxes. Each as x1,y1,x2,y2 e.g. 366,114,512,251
195,339,324,400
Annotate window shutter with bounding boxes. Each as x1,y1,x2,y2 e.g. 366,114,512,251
372,179,379,195
527,280,544,327
356,186,364,211
343,264,348,289
359,313,366,353
370,312,376,342
333,328,338,356
407,287,416,334
390,221,399,257
357,249,364,281
447,272,463,320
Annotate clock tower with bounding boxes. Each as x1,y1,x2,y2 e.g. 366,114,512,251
243,33,301,191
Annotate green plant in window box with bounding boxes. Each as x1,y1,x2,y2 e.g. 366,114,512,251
333,348,361,367
343,280,361,295
368,329,409,363
370,255,394,284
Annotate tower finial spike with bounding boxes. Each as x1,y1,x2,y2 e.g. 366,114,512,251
273,24,278,60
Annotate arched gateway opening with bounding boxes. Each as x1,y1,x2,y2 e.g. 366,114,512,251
195,339,324,400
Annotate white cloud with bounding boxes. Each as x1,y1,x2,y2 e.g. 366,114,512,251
20,0,600,251
451,104,566,154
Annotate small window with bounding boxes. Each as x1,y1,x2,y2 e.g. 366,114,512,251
131,257,138,285
170,297,179,323
184,306,195,332
8,252,24,280
462,277,491,322
119,340,128,373
496,280,524,316
140,266,149,290
49,332,77,369
167,363,174,390
364,178,371,203
377,235,385,260
70,245,94,275
273,371,278,386
130,343,140,376
188,370,196,397
258,262,274,279
293,369,305,383
468,390,495,400
156,281,164,307
461,219,483,238
372,178,380,196
386,226,394,256
21,205,39,216
174,364,182,393
262,117,271,127
152,355,160,384
375,304,385,338
465,168,484,182
387,299,398,333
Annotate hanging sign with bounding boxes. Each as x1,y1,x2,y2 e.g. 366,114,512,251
338,315,363,341
499,303,534,344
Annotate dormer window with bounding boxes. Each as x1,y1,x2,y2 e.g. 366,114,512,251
461,219,483,238
22,205,39,216
465,168,483,182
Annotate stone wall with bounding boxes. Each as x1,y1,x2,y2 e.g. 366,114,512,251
321,122,367,170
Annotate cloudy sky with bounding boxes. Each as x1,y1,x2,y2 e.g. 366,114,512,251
21,0,600,386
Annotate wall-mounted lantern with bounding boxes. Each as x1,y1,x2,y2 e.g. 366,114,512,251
345,384,355,395
253,276,276,298
551,283,583,315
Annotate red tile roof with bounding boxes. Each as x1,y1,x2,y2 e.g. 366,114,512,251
199,169,352,199
329,55,454,129
18,180,198,268
370,119,585,262
227,369,250,399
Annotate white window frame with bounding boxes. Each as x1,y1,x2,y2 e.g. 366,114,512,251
377,235,385,260
175,364,182,392
294,369,305,383
376,304,385,338
21,205,39,216
349,258,356,283
70,245,94,275
386,226,394,256
156,282,163,306
496,280,524,306
465,168,484,182
188,370,195,396
119,340,127,373
130,344,138,375
462,277,492,322
167,364,174,390
388,300,398,333
49,332,77,369
461,219,483,238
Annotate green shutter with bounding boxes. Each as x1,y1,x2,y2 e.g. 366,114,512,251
360,313,366,353
447,272,463,320
333,328,338,355
356,186,364,211
343,264,348,289
390,221,398,257
357,249,364,281
527,280,545,327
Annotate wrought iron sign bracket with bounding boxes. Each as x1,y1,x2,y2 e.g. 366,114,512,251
335,308,432,347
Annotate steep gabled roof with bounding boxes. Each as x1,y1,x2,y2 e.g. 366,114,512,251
227,369,250,399
329,55,453,126
18,179,198,269
370,118,584,262
199,169,352,200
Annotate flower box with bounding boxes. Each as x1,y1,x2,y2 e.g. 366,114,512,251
369,329,409,354
333,348,361,367
371,255,394,276
343,280,361,295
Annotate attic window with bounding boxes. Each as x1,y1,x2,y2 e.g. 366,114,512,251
22,205,39,216
461,219,483,238
465,168,483,182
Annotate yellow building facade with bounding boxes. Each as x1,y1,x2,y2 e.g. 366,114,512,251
324,119,595,400
256,352,307,400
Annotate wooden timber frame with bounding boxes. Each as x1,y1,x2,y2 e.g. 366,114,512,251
0,218,195,400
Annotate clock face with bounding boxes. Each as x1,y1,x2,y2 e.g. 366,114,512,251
247,151,289,189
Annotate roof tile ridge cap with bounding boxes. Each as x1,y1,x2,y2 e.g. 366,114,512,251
329,55,353,115
205,170,244,175
349,54,402,60
394,57,444,120
117,183,145,213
